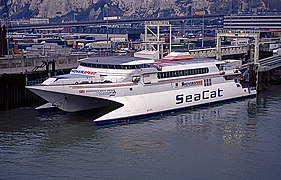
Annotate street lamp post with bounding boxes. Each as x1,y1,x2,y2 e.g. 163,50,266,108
4,16,10,62
6,24,9,61
202,8,205,48
74,12,77,22
104,4,109,45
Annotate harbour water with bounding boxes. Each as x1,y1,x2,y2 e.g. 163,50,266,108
1,86,281,179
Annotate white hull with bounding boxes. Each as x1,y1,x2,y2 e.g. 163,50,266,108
28,87,120,112
93,82,256,125
28,79,256,125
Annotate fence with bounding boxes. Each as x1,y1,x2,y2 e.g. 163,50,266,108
0,54,85,69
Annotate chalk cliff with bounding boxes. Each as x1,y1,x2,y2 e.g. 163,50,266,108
0,0,277,21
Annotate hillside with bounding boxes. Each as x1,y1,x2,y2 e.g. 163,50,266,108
0,0,279,21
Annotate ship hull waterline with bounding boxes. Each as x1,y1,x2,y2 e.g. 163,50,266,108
92,84,256,125
27,82,256,126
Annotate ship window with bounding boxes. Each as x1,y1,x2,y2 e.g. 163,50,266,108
132,76,140,83
204,79,212,86
157,73,161,78
80,62,151,69
178,70,182,76
157,68,209,79
80,62,87,67
143,74,151,84
190,69,194,75
224,74,241,81
169,71,172,77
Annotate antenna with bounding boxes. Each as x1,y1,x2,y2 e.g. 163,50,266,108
2,0,10,59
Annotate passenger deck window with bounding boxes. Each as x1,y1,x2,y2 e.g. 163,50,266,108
157,68,209,79
80,62,151,69
204,79,212,86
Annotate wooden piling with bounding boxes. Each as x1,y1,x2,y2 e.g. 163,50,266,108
0,73,44,110
0,68,72,111
258,69,270,92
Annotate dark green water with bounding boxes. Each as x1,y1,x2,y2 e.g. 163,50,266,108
1,85,281,179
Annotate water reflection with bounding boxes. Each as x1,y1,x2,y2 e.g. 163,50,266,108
174,97,262,146
0,108,100,154
0,96,263,150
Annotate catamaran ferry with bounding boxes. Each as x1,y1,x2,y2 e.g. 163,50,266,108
26,53,256,125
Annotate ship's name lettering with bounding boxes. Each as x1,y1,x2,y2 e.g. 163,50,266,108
182,80,202,87
86,89,116,96
71,69,96,75
176,88,223,104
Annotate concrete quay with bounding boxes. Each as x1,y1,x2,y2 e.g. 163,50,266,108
0,54,83,75
0,54,84,110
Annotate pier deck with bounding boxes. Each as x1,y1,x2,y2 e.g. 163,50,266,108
190,46,248,58
0,63,78,75
0,54,83,75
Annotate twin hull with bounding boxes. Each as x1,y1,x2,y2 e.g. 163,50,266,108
28,81,256,125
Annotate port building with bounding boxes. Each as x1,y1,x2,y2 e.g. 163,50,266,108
224,15,281,30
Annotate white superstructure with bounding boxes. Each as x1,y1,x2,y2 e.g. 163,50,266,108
26,54,256,125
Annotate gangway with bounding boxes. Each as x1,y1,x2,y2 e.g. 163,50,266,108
216,30,260,63
190,46,248,58
259,55,281,70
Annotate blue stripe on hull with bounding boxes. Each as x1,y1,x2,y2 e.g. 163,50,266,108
94,94,256,126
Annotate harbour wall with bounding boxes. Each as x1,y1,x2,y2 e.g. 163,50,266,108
269,68,281,84
0,54,81,111
0,72,47,110
0,54,83,71
0,69,74,111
